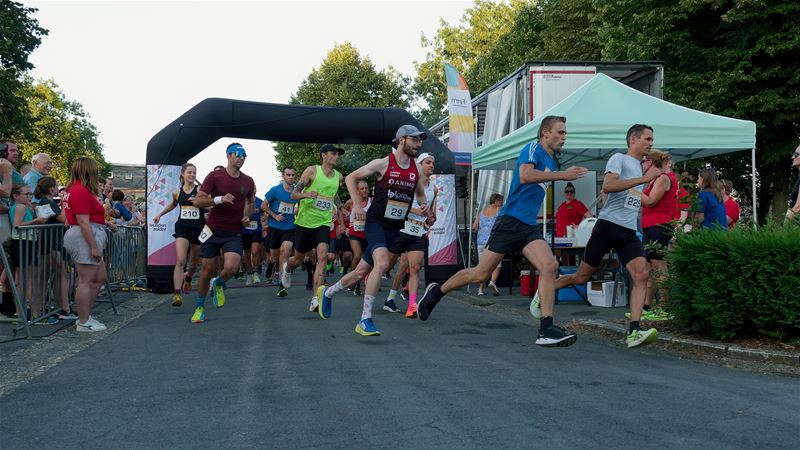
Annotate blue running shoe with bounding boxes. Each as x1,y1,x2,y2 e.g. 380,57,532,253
355,318,381,336
317,285,332,319
210,277,226,308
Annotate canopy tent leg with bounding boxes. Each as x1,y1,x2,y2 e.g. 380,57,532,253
751,147,757,226
467,169,475,292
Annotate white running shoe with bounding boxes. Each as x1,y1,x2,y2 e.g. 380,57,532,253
281,262,291,289
76,316,107,332
245,274,254,286
529,290,541,319
308,296,319,313
488,282,500,296
252,272,261,284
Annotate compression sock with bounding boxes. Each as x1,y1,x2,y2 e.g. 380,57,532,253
361,294,375,320
325,280,345,297
387,289,398,301
408,292,417,308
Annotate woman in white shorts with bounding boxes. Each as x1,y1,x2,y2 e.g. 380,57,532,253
472,193,504,295
62,157,116,332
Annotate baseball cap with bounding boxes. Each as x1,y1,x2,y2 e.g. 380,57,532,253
416,152,435,164
394,125,427,143
226,143,247,157
319,144,345,155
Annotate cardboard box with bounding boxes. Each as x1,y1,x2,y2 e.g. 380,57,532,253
586,281,628,307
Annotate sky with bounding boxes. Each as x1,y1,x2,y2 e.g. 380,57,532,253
25,0,472,193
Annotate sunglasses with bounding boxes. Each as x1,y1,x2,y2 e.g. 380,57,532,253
227,150,247,158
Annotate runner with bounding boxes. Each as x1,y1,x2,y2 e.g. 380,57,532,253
189,143,256,323
318,124,430,336
241,196,265,286
152,163,205,307
415,116,587,348
540,124,660,348
263,166,298,297
347,180,371,296
283,144,343,311
385,152,437,318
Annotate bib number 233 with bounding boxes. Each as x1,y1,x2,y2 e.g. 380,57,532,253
313,197,332,211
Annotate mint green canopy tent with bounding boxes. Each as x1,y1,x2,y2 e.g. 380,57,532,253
472,73,759,219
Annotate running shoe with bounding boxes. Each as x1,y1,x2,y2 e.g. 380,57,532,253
318,285,332,319
276,288,288,298
488,281,500,297
210,277,225,308
252,272,261,284
182,272,192,293
405,303,418,319
308,296,319,313
191,306,206,323
626,328,658,348
355,318,381,336
417,283,441,322
245,273,254,286
33,316,60,326
536,324,578,348
477,289,485,296
529,291,541,319
236,272,245,281
57,309,78,320
353,283,362,296
76,316,106,332
281,263,291,289
172,292,183,307
382,299,401,313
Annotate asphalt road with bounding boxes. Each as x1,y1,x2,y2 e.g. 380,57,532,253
1,278,798,449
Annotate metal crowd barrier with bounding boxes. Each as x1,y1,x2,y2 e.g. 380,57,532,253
0,223,147,341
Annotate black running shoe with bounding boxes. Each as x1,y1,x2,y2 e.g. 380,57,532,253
535,324,578,348
417,282,441,322
354,283,361,296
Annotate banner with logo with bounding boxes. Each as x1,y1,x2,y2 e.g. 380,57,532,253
444,63,474,166
146,164,181,265
428,174,457,265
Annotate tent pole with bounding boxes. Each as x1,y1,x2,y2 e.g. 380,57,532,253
751,147,757,227
467,169,475,292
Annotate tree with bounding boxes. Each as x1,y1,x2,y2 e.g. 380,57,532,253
0,1,48,138
17,78,107,185
273,42,410,192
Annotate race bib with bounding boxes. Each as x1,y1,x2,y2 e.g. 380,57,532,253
624,189,642,211
245,221,258,231
401,218,426,237
36,205,56,219
313,196,333,211
352,220,365,232
278,201,294,215
198,225,213,243
180,205,200,220
384,199,409,220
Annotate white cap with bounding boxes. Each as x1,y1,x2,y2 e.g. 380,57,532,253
416,152,435,164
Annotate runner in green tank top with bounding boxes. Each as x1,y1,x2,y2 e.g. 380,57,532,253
283,144,345,312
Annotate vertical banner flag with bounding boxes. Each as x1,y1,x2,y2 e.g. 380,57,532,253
444,63,474,166
428,174,457,265
146,164,181,266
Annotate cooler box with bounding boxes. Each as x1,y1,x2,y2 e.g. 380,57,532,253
586,281,628,307
557,266,586,302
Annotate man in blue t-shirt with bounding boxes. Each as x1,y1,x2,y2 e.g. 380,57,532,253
241,196,265,286
417,116,588,348
263,166,298,296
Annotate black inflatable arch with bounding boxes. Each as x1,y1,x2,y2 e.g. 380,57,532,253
146,98,455,292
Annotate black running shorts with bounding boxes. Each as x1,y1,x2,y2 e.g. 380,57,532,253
200,230,243,258
642,224,673,262
294,225,330,254
268,227,295,250
485,215,544,255
583,219,645,267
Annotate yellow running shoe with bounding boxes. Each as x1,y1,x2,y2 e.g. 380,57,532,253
191,306,205,323
211,277,225,308
172,292,183,307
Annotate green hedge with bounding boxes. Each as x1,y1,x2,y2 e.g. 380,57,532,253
665,224,800,340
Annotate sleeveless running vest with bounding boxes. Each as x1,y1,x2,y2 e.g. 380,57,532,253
295,165,340,229
642,172,678,229
174,185,206,228
367,152,419,227
349,197,371,238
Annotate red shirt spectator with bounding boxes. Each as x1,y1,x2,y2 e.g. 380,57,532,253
676,186,690,220
200,169,256,233
63,180,105,225
724,197,740,228
555,183,590,237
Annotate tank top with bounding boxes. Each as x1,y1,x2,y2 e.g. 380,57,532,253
476,212,498,246
367,152,419,228
9,203,35,241
175,185,206,228
348,197,371,238
642,172,678,229
295,165,340,229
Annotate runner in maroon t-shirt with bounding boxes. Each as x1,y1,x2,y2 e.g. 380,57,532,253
189,143,256,324
318,125,430,337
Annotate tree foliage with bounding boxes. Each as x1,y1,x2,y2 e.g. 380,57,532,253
0,0,48,138
273,43,410,189
17,78,107,185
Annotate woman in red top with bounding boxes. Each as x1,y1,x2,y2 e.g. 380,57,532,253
62,157,116,332
640,150,678,318
554,183,591,237
720,179,740,229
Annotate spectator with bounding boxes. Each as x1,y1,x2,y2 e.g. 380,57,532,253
122,194,144,226
472,193,504,296
63,156,117,332
23,152,53,194
110,189,131,223
0,139,25,318
786,144,800,223
9,184,50,323
34,176,75,319
719,179,740,229
693,167,727,230
555,182,592,237
675,171,692,226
